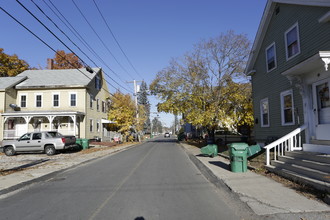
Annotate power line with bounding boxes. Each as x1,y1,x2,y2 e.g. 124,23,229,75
15,0,131,94
44,0,101,65
0,4,122,100
92,0,144,79
29,0,133,93
72,0,136,80
42,0,134,92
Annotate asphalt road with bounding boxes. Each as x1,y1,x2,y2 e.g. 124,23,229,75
0,137,245,220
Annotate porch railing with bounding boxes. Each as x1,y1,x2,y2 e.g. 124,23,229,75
3,129,75,139
265,124,307,166
3,130,20,139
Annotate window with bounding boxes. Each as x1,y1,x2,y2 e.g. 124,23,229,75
8,120,14,129
53,93,60,107
281,90,295,125
90,94,93,109
260,98,270,127
89,119,93,132
20,95,27,108
95,75,101,90
97,121,100,132
102,101,106,113
97,99,100,111
35,94,42,108
32,133,42,140
266,43,277,72
316,82,330,109
20,133,31,141
70,93,77,107
285,23,300,60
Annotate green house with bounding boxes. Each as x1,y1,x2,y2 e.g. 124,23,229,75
245,0,330,154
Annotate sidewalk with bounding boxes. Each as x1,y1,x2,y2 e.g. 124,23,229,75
180,142,330,216
0,143,136,196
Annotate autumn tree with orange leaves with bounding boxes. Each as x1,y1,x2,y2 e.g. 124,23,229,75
52,50,83,69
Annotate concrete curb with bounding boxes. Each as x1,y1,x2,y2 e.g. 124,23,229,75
178,143,242,198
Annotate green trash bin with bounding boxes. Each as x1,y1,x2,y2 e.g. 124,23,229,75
228,143,248,173
200,144,218,158
75,138,82,150
247,144,262,158
81,139,89,150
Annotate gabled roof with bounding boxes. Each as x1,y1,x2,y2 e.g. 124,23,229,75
0,76,27,91
245,0,330,74
15,67,100,89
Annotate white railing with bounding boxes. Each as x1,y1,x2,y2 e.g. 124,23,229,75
3,130,18,139
3,129,76,139
265,124,307,166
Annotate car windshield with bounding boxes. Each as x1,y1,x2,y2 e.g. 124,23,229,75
19,133,31,141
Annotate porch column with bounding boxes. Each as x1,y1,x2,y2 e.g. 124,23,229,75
69,115,76,137
47,116,52,131
73,115,76,137
24,116,32,132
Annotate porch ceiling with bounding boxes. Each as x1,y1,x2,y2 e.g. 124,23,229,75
281,52,328,77
282,51,330,76
1,111,85,117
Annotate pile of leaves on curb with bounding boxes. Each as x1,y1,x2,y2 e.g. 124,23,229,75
185,139,328,204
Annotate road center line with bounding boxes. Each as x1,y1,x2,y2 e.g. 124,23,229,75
88,145,155,220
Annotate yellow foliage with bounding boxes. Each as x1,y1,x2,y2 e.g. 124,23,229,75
108,91,147,135
0,48,29,77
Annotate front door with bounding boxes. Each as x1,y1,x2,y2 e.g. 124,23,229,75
312,79,330,140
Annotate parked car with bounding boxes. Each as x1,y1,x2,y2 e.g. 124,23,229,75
164,132,170,138
214,130,247,145
0,131,77,156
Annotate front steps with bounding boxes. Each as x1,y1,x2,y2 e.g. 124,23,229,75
266,151,330,193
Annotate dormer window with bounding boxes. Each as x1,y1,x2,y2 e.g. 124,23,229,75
266,43,277,72
285,23,300,60
95,75,101,90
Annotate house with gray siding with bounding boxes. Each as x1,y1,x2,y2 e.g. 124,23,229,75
245,0,330,154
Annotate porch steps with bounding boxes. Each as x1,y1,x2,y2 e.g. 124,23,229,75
303,143,330,154
266,151,330,193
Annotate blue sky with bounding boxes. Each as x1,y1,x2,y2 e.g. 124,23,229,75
0,0,267,127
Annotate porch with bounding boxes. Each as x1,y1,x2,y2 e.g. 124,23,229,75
1,111,85,139
264,125,330,193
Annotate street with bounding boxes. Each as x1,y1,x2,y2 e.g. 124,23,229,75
0,137,246,220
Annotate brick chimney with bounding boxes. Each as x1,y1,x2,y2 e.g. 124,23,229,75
47,58,54,69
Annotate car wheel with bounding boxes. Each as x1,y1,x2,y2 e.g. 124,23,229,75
4,146,15,156
45,145,56,156
210,153,214,158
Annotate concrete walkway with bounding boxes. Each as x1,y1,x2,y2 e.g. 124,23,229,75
180,143,330,216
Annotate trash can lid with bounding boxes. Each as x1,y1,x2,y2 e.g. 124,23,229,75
229,143,248,151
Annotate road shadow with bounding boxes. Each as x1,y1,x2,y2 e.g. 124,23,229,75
0,159,50,173
209,161,230,171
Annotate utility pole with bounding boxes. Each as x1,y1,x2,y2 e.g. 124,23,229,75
127,80,142,118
